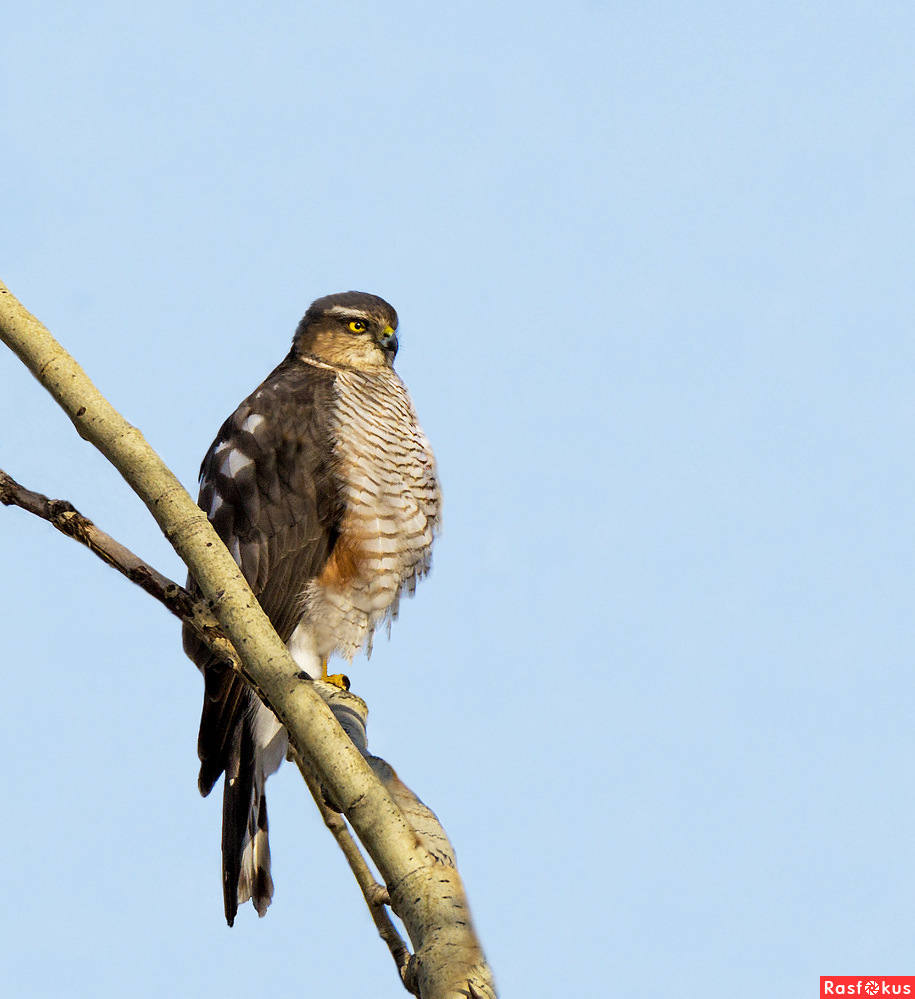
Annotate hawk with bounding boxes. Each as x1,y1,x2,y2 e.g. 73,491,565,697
182,292,441,925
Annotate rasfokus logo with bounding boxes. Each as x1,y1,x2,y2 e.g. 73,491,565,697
820,979,915,997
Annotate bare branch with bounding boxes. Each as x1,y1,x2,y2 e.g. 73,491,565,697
0,467,182,605
0,467,233,663
290,742,416,990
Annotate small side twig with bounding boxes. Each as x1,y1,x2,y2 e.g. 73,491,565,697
0,468,234,664
289,745,415,992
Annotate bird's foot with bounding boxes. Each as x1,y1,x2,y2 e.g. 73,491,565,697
317,657,350,690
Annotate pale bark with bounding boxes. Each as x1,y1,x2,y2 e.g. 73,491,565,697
0,280,495,999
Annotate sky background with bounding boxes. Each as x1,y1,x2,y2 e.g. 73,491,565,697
2,2,914,996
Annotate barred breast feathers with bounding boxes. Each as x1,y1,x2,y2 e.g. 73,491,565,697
301,361,442,661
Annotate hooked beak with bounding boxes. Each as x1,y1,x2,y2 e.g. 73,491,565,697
379,325,399,359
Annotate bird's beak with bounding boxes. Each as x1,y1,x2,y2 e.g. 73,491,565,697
379,325,399,358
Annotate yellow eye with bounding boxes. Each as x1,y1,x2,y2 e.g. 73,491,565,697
348,319,367,333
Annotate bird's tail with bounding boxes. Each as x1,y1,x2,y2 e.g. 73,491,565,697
220,713,274,926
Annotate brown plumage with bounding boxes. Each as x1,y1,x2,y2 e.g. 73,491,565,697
183,292,441,925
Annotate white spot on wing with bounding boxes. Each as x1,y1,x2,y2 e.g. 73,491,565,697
241,413,265,434
222,448,254,478
209,494,224,518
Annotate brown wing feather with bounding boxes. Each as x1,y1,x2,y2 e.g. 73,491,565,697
183,356,342,795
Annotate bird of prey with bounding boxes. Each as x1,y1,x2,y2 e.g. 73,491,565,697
182,292,441,925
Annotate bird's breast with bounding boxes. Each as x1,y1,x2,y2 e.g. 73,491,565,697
305,366,441,659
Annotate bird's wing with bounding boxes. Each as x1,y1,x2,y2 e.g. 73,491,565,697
182,356,342,796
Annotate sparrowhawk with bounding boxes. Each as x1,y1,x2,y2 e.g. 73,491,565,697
182,291,441,925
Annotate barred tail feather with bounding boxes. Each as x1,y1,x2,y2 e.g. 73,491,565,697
220,716,274,926
236,787,274,919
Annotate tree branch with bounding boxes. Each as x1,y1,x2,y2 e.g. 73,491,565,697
0,279,495,999
0,468,233,661
290,743,415,987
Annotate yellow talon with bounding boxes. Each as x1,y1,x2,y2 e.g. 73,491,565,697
319,656,350,690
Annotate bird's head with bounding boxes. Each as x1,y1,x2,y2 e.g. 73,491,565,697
292,291,399,370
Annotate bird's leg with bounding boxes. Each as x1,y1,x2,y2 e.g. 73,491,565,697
320,656,350,691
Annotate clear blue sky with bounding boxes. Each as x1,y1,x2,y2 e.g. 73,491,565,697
2,2,914,996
